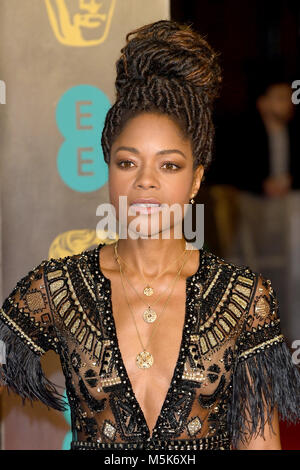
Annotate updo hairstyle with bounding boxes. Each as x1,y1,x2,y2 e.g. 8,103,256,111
101,20,222,181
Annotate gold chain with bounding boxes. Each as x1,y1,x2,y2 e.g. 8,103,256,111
118,248,192,368
114,242,186,309
115,239,186,297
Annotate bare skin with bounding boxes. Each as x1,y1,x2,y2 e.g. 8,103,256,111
101,112,203,436
99,241,201,436
100,240,282,448
0,112,283,447
98,111,283,448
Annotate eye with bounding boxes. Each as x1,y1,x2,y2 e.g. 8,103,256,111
161,162,181,171
117,160,135,169
116,160,181,171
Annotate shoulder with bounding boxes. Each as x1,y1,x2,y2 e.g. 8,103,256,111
27,246,100,302
202,248,258,284
42,244,99,272
196,249,260,326
201,250,272,321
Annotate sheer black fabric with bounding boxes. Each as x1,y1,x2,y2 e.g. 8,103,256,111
1,243,300,450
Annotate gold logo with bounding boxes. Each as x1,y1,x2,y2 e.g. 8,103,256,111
48,228,118,258
45,0,116,47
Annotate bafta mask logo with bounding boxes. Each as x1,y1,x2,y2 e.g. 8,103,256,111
45,0,116,47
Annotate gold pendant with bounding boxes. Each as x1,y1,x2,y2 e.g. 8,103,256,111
136,351,154,369
143,286,154,296
143,307,157,323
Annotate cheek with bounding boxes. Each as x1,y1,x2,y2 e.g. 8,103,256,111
108,179,121,213
108,175,131,216
167,178,192,202
108,168,124,195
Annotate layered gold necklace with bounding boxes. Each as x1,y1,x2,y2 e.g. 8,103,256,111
114,241,193,369
114,240,187,323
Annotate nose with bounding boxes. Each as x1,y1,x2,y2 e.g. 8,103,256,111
134,166,159,190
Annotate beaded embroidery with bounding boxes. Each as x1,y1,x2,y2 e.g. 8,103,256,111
1,243,300,449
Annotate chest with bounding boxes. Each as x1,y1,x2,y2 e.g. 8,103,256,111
109,274,188,396
55,252,247,439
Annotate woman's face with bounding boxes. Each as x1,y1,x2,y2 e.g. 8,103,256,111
108,112,203,239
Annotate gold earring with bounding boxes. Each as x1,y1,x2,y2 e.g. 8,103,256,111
190,197,195,204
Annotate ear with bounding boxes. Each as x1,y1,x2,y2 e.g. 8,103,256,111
190,165,204,199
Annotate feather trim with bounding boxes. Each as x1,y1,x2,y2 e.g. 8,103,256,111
0,319,68,412
227,340,300,449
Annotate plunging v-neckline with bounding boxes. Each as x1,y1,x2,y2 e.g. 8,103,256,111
94,242,203,440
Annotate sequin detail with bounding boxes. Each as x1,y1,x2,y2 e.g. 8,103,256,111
1,244,299,450
70,432,231,450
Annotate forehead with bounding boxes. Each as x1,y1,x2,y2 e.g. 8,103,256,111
113,112,187,142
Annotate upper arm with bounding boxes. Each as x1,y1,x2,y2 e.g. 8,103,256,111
0,259,67,411
0,260,58,356
228,273,300,450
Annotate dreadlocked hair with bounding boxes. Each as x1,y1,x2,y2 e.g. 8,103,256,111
101,19,223,179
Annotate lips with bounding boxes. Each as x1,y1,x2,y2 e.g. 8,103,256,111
130,198,161,206
129,198,162,215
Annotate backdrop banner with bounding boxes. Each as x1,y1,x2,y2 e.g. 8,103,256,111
0,0,170,450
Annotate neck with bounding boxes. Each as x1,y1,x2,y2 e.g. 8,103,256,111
115,238,188,279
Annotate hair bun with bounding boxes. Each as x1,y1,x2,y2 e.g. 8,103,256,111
115,20,222,103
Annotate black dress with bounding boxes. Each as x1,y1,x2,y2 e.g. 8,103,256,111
1,242,300,450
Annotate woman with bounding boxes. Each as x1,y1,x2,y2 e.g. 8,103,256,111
1,20,300,451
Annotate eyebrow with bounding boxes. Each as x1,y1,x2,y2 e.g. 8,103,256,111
114,146,187,159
